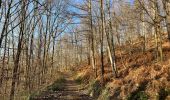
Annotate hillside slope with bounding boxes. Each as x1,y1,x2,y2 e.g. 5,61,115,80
75,37,170,100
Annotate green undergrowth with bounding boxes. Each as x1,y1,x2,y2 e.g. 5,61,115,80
74,73,103,98
98,87,110,100
74,74,86,91
88,80,102,98
75,71,110,99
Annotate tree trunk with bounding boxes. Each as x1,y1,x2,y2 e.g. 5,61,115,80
100,0,105,85
0,0,12,48
10,1,26,99
88,0,96,77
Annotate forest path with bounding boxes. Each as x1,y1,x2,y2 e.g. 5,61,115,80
32,72,94,100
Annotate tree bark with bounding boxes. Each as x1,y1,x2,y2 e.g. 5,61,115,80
100,0,105,85
10,1,26,99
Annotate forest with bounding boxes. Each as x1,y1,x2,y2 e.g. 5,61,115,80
0,0,170,100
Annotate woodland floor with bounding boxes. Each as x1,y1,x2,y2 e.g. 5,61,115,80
32,72,94,100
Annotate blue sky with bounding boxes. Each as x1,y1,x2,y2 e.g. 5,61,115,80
129,0,134,4
74,0,134,4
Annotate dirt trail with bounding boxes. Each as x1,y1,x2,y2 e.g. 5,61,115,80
33,72,94,100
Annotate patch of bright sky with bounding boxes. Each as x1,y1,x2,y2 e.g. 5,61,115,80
69,0,134,26
75,0,134,4
129,0,134,4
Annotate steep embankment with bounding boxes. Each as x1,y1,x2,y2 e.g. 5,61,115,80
75,38,170,100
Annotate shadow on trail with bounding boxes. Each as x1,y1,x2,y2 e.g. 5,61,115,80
32,72,94,100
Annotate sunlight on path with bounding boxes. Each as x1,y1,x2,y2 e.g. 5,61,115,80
33,72,94,100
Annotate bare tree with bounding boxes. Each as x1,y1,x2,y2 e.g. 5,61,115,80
10,1,27,99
